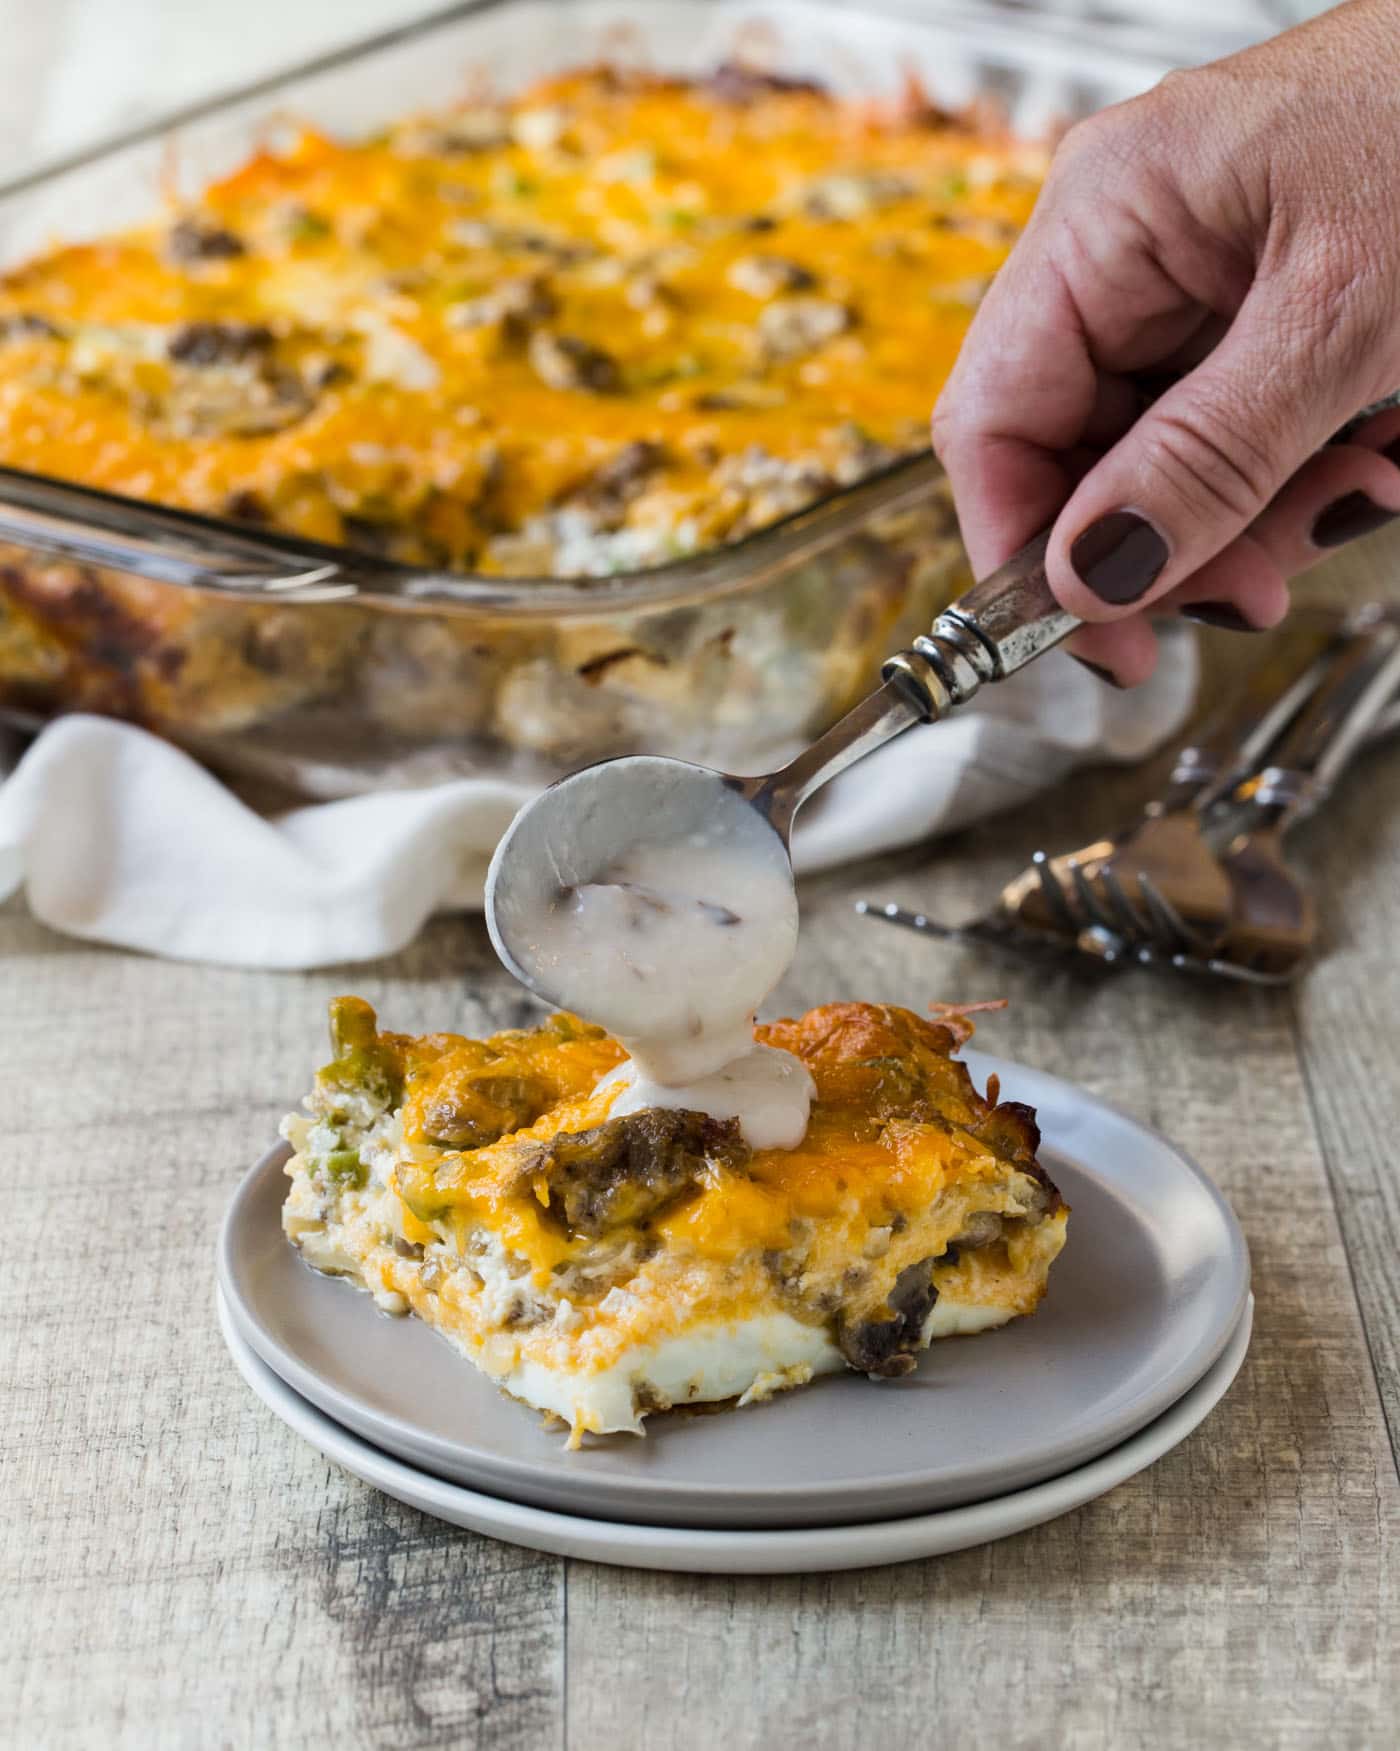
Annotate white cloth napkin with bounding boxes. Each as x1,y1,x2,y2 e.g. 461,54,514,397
0,633,1196,968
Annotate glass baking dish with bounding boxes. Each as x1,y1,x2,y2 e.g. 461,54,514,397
0,0,1174,797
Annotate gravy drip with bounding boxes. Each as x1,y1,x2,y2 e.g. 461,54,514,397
521,837,813,1150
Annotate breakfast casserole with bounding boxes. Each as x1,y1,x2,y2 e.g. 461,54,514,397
0,65,1040,572
0,63,1043,779
281,997,1068,1442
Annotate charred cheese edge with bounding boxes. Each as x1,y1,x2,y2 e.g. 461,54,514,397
280,998,1068,1444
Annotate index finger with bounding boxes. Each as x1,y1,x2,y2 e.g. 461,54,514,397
930,244,1097,576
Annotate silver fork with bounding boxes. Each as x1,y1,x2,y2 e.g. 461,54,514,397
856,608,1350,971
1101,608,1400,982
859,613,1400,982
990,606,1349,954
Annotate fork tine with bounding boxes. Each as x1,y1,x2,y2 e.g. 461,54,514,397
966,913,1129,971
855,899,1034,954
1136,872,1221,956
964,917,1060,959
1096,861,1153,941
1065,857,1131,940
1031,850,1082,936
1026,855,1138,965
1168,949,1300,987
854,898,1120,973
854,900,957,939
864,896,1316,994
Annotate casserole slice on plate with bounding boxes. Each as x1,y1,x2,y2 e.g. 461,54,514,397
282,998,1067,1444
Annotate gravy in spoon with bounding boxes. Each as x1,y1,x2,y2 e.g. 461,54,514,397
511,829,813,1151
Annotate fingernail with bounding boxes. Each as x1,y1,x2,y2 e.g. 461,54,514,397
1069,511,1169,604
1069,654,1127,689
1382,437,1400,468
1179,602,1262,632
1312,492,1395,549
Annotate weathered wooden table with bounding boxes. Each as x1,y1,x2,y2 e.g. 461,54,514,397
6,529,1399,1749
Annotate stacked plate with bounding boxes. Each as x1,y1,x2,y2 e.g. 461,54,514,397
218,1054,1252,1574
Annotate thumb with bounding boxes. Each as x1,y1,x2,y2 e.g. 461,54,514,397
1044,296,1372,619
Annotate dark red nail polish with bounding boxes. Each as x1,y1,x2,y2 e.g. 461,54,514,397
1069,511,1169,604
1312,492,1395,549
1069,654,1127,689
1382,437,1400,468
1179,602,1261,632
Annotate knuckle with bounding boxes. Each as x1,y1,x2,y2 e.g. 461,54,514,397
929,392,966,460
931,348,1002,461
1053,91,1167,183
1053,111,1107,163
1051,109,1125,183
1139,398,1279,527
1154,66,1194,99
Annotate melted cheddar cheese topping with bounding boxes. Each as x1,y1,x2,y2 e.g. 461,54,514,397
0,66,1042,575
364,1002,1044,1282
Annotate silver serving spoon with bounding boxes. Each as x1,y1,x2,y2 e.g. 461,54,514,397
486,531,1077,1003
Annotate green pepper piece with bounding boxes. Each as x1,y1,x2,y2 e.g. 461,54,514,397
328,996,378,1058
397,1181,445,1224
322,1148,367,1188
318,996,404,1111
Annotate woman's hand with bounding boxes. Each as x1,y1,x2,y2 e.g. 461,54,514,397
931,0,1400,684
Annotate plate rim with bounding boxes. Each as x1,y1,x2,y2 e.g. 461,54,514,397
219,1049,1251,1523
217,1285,1255,1574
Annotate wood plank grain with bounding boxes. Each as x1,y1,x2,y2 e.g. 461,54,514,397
1280,529,1400,1467
567,684,1400,1750
0,909,564,1751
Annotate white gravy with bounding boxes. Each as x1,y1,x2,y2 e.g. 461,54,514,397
520,836,814,1151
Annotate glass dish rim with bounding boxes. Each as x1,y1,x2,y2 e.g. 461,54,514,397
0,0,1152,617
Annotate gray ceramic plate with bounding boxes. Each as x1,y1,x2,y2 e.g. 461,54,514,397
218,1051,1250,1530
219,1288,1254,1574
